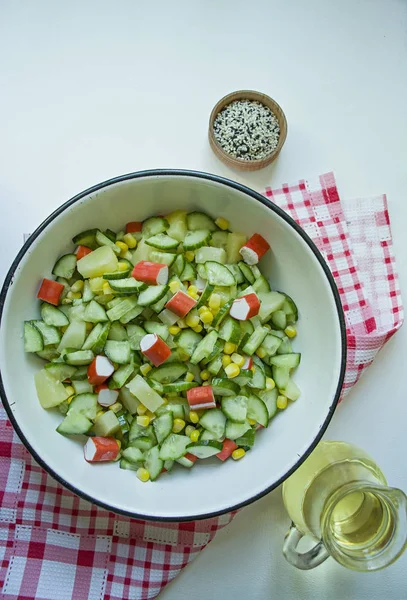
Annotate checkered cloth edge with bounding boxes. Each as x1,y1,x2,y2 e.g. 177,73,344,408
0,172,402,599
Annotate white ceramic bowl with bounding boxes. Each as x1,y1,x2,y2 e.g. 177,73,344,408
0,170,346,521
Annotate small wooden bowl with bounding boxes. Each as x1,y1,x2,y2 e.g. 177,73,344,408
208,90,287,171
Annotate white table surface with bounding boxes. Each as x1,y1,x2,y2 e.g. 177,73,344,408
1,1,407,598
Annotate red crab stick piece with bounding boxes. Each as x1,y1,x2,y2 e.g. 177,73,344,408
37,278,65,306
95,384,119,407
239,233,270,265
76,245,93,260
84,437,120,462
230,293,260,320
184,452,198,463
165,290,197,318
125,221,142,234
140,333,171,367
216,439,238,461
242,356,253,370
186,386,216,410
132,261,168,285
87,355,115,385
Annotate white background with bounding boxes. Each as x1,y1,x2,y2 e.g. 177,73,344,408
1,1,407,598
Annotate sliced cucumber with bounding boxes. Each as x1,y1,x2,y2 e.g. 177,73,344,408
119,304,144,324
119,386,140,413
205,262,235,286
57,413,92,435
187,212,218,232
109,363,135,389
144,445,164,481
126,324,146,350
64,349,94,366
238,262,255,284
31,320,60,346
226,263,245,284
153,412,174,445
227,232,247,264
272,366,290,390
262,334,282,357
186,440,222,458
259,388,278,419
150,362,187,384
93,410,121,437
84,300,108,323
195,247,226,264
145,233,179,250
180,261,196,282
58,320,86,353
280,378,301,401
225,419,251,440
151,291,171,314
161,381,198,393
199,408,226,439
95,230,121,255
120,458,143,471
52,254,77,279
190,330,218,365
277,336,292,355
211,230,229,250
270,310,287,330
176,329,202,357
159,434,191,460
144,321,170,341
200,429,223,442
71,379,93,395
211,378,240,397
82,322,110,354
138,285,168,307
269,353,301,369
232,369,254,387
142,216,169,238
36,347,59,361
106,296,139,321
248,359,266,390
242,327,268,356
122,446,144,464
109,278,146,294
252,276,271,294
131,239,152,264
166,210,188,242
41,303,69,327
212,299,233,328
68,393,98,419
247,395,268,427
72,229,98,249
218,316,241,344
258,292,285,322
171,254,185,277
108,322,128,341
207,355,222,376
235,427,256,450
149,250,176,267
196,281,214,308
104,340,131,364
103,269,131,280
183,230,211,251
281,293,299,322
221,396,248,423
45,362,76,381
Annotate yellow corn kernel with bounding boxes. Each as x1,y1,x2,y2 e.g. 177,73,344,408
198,306,208,315
200,370,210,381
192,324,203,333
277,395,288,410
189,411,199,424
115,241,128,254
248,418,257,425
136,468,150,482
85,322,93,333
222,354,232,368
109,402,123,413
232,448,246,460
103,281,113,295
67,291,82,300
172,418,186,433
64,385,75,396
136,404,148,415
231,353,245,367
146,410,156,421
60,325,69,333
186,314,200,328
224,363,240,378
210,307,219,317
116,439,122,451
95,408,105,419
89,277,104,292
177,318,187,329
266,377,276,391
251,366,256,373
140,363,152,376
169,325,181,336
169,280,181,294
190,429,200,442
71,280,84,293
215,217,229,230
118,261,130,272
123,233,137,248
187,285,198,295
185,251,195,262
202,381,211,386
185,372,195,383
137,415,151,427
208,293,221,309
256,347,267,359
200,311,214,325
285,326,297,339
185,425,195,437
224,342,237,355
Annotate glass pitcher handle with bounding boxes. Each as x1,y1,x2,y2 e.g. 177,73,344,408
283,523,330,570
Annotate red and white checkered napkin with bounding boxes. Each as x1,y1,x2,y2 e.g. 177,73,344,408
0,172,403,600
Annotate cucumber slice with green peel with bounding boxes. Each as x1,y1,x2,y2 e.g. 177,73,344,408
185,362,202,384
166,210,188,242
240,320,254,337
280,378,301,401
82,322,110,353
190,330,218,365
237,333,250,353
109,278,146,294
227,232,247,263
269,353,301,369
45,363,77,381
163,459,175,472
52,254,77,279
199,429,223,442
242,327,268,356
31,321,60,346
196,281,214,308
138,285,169,307
70,365,88,380
196,264,207,280
221,396,248,423
119,386,140,413
106,296,139,321
108,322,128,341
102,269,131,280
126,324,146,350
205,262,235,286
145,233,179,250
122,446,144,464
180,261,196,282
232,369,254,387
258,292,286,323
77,246,118,279
187,212,218,232
24,321,44,352
153,412,174,445
36,347,60,361
131,436,156,451
150,362,188,384
218,316,241,344
131,239,152,264
129,421,154,442
195,247,226,265
226,264,245,284
109,363,135,389
186,440,223,458
270,329,285,339
119,304,144,324
177,455,196,468
261,334,282,357
225,419,251,440
58,320,86,353
104,229,117,242
144,321,170,341
259,388,278,419
248,357,266,389
171,254,185,277
151,291,171,314
270,310,287,330
142,217,169,238
93,410,121,437
211,378,240,397
159,434,191,460
176,329,202,357
161,381,198,393
252,276,271,294
199,409,226,439
57,413,92,435
202,339,223,364
272,366,290,390
64,349,94,366
210,230,229,250
84,300,108,323
82,280,94,303
67,393,98,420
72,229,98,249
212,299,233,328
41,303,69,327
71,379,93,395
149,250,176,267
277,336,292,355
250,265,262,279
207,355,222,376
235,427,256,450
247,395,269,427
120,458,143,471
144,445,164,481
281,293,298,322
237,284,255,298
68,303,87,323
238,262,255,284
104,340,131,364
183,230,211,251
95,230,121,255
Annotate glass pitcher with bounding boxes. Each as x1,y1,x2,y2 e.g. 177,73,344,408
282,441,407,571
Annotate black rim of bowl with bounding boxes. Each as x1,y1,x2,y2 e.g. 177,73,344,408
0,169,347,522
